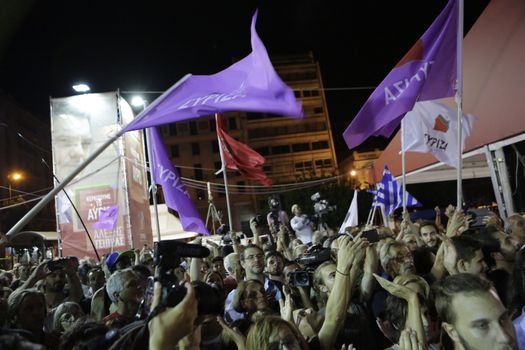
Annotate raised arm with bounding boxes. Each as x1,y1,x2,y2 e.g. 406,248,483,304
319,236,366,350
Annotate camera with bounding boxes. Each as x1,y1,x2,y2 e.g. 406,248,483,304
154,239,210,270
165,281,224,315
289,247,332,287
146,240,223,317
288,270,313,288
296,246,332,267
47,256,77,271
251,214,265,227
311,192,336,215
47,259,64,271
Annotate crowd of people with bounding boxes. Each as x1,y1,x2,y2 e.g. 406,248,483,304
1,202,524,349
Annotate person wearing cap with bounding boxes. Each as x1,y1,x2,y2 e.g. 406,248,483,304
105,250,135,273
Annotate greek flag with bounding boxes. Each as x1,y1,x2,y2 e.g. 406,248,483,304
376,165,422,215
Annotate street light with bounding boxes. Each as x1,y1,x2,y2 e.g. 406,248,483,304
7,171,24,201
131,96,146,108
350,170,357,177
72,83,90,93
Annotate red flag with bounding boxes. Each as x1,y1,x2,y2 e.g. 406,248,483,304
216,115,272,187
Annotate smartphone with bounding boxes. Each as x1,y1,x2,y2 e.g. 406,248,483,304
47,259,64,271
466,208,492,228
361,229,380,243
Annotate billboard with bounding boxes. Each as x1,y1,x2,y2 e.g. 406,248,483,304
51,92,152,258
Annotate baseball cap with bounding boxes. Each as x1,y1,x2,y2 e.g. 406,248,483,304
106,250,135,272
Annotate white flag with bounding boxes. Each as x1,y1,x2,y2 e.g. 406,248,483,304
402,101,475,168
339,190,358,233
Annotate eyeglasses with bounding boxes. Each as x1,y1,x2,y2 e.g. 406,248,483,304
244,253,264,261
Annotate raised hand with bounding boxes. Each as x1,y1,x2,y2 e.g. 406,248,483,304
217,316,246,350
446,210,466,237
373,273,417,302
442,238,459,275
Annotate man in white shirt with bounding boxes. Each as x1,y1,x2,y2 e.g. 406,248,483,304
290,204,313,245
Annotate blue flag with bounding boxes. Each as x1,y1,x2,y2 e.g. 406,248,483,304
376,165,422,215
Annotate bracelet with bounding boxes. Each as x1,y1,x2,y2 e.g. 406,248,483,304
336,269,349,276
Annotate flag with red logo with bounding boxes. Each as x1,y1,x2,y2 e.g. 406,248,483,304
343,0,458,150
402,100,475,168
216,115,272,187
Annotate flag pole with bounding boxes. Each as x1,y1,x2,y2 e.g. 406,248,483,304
401,119,407,212
455,0,464,209
7,75,191,237
145,127,162,243
215,113,233,230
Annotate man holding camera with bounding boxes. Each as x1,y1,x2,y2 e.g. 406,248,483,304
266,196,289,235
20,257,83,309
290,204,313,245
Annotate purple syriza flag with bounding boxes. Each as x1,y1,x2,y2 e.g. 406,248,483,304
92,205,119,230
149,127,209,235
123,10,302,133
343,0,458,150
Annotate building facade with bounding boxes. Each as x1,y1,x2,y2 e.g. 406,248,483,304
0,92,55,233
160,53,339,233
339,149,383,190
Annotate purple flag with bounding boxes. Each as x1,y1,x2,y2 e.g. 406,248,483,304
343,0,458,150
149,127,209,235
92,204,119,230
123,10,302,133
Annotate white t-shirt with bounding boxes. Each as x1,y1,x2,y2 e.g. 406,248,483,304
290,214,313,244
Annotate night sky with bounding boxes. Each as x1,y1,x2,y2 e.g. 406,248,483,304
0,0,490,161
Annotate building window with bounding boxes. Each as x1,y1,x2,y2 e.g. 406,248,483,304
303,90,311,97
292,143,310,152
237,181,245,192
198,120,209,132
169,124,177,136
170,144,179,157
263,165,273,173
196,190,205,200
194,164,203,180
294,90,301,98
295,161,313,171
178,122,189,135
271,145,291,155
211,140,219,153
190,121,198,135
255,147,270,156
228,117,237,130
314,107,324,114
312,140,329,150
191,142,200,155
311,90,320,96
209,119,216,131
315,158,332,168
